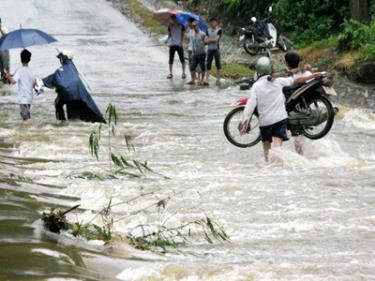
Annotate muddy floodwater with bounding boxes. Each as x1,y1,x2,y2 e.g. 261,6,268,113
1,0,375,280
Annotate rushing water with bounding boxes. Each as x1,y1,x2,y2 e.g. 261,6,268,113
1,0,375,280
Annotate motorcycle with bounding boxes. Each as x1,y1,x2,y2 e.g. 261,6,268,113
239,6,289,56
223,72,337,148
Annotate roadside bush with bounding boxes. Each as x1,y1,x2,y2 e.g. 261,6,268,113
274,0,350,45
337,18,375,60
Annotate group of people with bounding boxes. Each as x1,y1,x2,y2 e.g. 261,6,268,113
167,15,222,86
240,52,321,161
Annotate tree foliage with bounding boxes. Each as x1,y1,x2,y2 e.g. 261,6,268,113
186,0,375,46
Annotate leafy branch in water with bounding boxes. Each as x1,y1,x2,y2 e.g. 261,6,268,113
80,103,160,180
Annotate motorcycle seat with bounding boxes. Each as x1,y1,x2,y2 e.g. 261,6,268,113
283,83,304,100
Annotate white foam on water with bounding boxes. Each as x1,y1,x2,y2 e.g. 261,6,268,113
342,108,375,130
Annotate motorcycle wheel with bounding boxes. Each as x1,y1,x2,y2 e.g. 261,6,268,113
243,35,258,56
223,106,262,148
277,37,288,52
302,95,335,140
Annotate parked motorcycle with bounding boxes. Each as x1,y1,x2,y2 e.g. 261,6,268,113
223,72,337,148
239,6,290,56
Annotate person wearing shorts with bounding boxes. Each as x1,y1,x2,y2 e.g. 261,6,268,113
190,22,207,85
7,49,37,125
185,18,200,84
205,17,222,84
167,15,186,79
240,57,322,161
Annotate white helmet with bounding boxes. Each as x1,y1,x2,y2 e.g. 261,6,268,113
251,17,257,23
57,49,74,60
1,26,9,35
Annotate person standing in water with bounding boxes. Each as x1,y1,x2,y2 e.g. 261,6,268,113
204,17,222,85
240,57,321,161
43,50,105,123
0,23,10,82
166,15,186,79
284,51,313,155
7,49,37,125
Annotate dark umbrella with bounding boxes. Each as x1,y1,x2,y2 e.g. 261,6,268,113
0,28,57,50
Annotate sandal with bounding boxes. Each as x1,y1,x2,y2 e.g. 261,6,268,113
167,74,173,79
181,73,187,79
186,81,194,85
202,82,209,86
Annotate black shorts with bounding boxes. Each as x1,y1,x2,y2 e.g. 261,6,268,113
206,49,221,70
259,119,289,143
169,45,185,65
190,53,206,73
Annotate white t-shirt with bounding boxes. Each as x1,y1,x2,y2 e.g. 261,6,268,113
293,70,312,79
12,66,36,104
243,76,294,127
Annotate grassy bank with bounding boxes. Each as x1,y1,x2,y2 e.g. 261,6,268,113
211,63,254,80
116,0,166,34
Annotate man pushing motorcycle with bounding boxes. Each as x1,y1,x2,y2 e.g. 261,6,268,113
240,56,321,161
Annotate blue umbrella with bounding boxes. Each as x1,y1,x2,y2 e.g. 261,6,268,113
0,28,57,50
176,12,208,32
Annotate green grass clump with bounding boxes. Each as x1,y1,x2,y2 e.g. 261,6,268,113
127,0,166,35
212,63,254,80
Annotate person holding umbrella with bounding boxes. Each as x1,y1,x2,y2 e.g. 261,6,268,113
166,15,186,79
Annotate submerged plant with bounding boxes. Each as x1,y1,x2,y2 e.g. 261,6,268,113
82,103,160,180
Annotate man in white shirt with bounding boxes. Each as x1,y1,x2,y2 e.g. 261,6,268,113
7,49,37,125
241,57,321,161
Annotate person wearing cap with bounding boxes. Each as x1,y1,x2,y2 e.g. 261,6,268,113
42,50,105,123
0,25,10,82
240,57,321,161
6,49,36,125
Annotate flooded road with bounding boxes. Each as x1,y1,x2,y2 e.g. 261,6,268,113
1,0,375,280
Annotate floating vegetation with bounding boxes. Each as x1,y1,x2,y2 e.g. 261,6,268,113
42,205,80,234
0,173,33,186
127,217,230,252
42,202,113,242
41,198,229,251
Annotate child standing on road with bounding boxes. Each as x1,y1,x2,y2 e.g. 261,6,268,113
7,49,37,125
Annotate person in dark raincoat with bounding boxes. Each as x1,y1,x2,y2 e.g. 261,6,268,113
43,50,105,123
0,26,10,82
